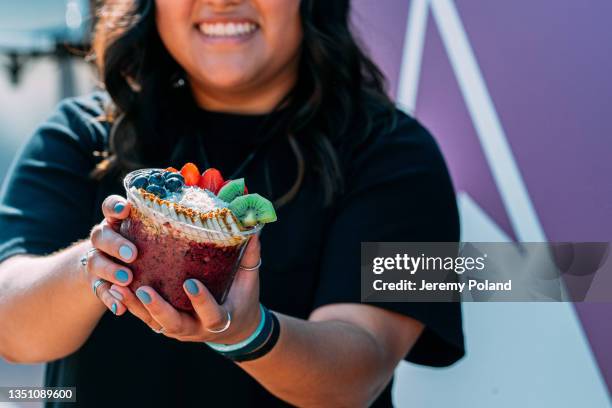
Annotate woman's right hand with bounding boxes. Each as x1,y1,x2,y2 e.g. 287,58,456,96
84,195,138,316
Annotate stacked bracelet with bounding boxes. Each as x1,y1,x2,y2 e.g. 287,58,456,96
205,304,280,362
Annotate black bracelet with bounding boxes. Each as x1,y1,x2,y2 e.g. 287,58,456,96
232,311,280,362
222,307,274,359
206,306,281,362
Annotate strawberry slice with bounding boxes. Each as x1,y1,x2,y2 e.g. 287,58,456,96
165,167,179,173
180,163,200,186
198,168,225,194
221,179,248,194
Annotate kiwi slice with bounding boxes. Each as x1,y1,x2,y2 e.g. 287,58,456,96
217,178,245,203
229,194,277,227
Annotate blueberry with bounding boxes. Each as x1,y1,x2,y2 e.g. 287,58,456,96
148,173,165,186
146,184,167,197
131,176,149,189
165,177,184,193
165,172,185,183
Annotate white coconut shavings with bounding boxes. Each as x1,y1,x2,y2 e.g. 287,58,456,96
177,187,221,213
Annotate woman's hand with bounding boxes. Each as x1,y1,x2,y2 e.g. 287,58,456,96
84,195,138,315
109,234,263,345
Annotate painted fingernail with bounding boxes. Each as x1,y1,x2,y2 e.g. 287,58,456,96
115,269,129,283
136,288,152,304
119,245,133,261
114,202,125,213
111,302,117,315
184,279,199,295
109,289,124,301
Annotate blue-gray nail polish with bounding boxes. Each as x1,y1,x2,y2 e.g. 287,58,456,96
119,245,133,261
111,303,117,315
136,289,152,304
115,269,129,283
114,202,125,213
185,279,199,295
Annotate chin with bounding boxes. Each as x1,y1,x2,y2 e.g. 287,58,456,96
197,68,257,91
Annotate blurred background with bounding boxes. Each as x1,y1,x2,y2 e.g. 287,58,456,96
0,1,610,407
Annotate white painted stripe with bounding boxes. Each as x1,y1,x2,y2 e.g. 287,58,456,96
396,0,430,114
430,0,546,242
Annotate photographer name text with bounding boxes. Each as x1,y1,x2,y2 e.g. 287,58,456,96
373,279,512,292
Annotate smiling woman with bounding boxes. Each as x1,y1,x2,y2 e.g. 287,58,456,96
90,0,380,205
0,0,464,407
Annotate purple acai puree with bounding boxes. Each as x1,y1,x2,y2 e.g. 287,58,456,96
119,209,246,311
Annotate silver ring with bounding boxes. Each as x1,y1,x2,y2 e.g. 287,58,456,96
80,248,98,267
152,327,165,334
92,278,107,298
239,258,262,271
206,309,232,334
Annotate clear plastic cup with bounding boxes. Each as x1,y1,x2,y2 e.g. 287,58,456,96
119,169,262,311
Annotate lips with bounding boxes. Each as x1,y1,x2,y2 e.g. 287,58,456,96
197,21,259,38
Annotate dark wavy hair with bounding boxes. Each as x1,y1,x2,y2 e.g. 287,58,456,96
91,0,395,207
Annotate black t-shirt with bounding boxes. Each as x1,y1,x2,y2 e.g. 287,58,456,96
0,92,464,407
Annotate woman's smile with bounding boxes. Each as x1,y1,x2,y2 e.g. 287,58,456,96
195,18,260,46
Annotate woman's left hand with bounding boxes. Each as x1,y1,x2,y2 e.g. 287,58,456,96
108,235,262,345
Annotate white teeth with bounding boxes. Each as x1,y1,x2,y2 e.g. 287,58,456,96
199,22,257,37
226,23,237,35
215,23,224,35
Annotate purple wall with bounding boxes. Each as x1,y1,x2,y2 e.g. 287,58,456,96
353,0,612,391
